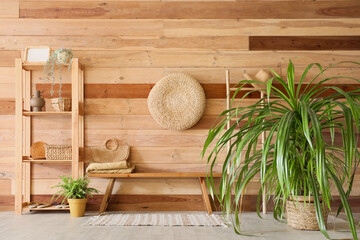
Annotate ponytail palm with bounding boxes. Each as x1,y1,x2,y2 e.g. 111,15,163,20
202,60,360,239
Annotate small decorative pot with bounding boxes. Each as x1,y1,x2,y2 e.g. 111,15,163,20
68,198,87,217
286,196,329,230
30,91,45,112
56,51,72,64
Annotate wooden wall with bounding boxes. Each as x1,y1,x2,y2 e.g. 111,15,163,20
1,0,360,211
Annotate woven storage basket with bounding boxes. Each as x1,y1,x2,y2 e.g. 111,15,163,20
30,141,46,159
286,198,329,230
147,73,206,131
51,98,71,112
45,145,72,160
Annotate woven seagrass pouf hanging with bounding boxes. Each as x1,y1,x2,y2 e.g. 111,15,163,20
148,73,206,131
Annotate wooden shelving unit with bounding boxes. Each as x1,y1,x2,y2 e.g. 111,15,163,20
15,58,84,214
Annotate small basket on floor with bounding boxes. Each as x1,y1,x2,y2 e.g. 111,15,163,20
286,198,329,230
45,145,72,160
51,97,71,112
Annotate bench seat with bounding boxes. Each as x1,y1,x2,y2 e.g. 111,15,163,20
89,172,222,215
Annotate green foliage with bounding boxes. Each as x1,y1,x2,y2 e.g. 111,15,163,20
51,175,99,204
202,60,360,239
43,47,73,98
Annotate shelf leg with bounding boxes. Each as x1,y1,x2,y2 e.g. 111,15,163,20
15,59,23,214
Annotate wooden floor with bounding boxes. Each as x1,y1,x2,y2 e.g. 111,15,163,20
0,211,358,240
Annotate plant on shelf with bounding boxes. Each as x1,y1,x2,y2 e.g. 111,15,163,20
52,175,99,217
202,60,360,239
43,47,73,98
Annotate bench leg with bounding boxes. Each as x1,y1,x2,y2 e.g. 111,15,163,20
99,178,115,215
199,177,213,215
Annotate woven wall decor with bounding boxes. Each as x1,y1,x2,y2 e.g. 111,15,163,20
148,73,206,131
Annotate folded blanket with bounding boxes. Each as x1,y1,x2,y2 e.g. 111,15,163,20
86,166,135,174
86,161,133,173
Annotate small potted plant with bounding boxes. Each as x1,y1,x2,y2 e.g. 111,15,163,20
44,47,73,112
52,175,99,217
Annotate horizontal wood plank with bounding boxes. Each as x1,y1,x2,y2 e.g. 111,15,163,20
0,99,15,115
36,82,360,99
0,0,19,18
163,19,360,37
84,98,233,116
1,19,360,37
0,68,15,84
0,19,162,37
72,50,360,68
0,98,234,116
19,1,360,19
36,83,260,98
250,36,360,50
28,178,221,195
33,67,279,84
0,35,249,51
0,51,20,67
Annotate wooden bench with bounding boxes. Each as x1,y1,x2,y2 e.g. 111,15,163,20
88,172,222,215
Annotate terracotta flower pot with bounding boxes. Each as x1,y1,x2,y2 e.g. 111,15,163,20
68,198,87,217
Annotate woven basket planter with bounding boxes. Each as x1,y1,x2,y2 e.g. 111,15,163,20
286,197,329,230
45,145,72,160
51,98,71,112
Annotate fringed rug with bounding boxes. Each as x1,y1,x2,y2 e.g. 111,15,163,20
85,213,226,227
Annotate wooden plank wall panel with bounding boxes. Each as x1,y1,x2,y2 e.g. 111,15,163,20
1,1,360,211
0,36,249,51
250,36,360,50
0,0,19,18
19,1,360,19
1,19,360,37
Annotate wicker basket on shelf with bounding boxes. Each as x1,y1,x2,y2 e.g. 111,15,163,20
51,98,71,112
45,145,72,160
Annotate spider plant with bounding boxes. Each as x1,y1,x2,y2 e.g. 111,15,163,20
202,60,360,239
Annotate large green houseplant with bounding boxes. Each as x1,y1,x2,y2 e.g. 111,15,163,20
52,175,99,217
202,60,360,239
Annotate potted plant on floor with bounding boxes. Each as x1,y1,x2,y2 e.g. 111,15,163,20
52,175,99,217
202,60,360,239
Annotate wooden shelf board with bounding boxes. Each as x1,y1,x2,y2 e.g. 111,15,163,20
89,172,223,178
22,157,72,164
25,206,70,211
22,63,70,71
23,111,71,116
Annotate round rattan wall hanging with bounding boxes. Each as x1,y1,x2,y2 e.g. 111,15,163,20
148,73,206,131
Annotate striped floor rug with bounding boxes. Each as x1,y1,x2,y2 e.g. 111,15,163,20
85,213,226,227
